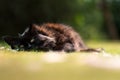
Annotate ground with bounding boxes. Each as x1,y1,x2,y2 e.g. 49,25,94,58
0,41,120,80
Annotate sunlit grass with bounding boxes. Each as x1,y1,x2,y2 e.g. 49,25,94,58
87,41,120,54
0,41,120,80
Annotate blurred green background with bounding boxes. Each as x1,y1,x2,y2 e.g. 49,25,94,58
0,0,120,40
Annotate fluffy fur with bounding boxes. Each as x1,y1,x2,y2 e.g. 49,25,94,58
3,23,102,52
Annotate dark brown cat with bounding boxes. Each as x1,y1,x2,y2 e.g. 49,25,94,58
3,23,103,52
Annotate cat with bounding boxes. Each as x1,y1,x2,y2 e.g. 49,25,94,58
3,23,103,52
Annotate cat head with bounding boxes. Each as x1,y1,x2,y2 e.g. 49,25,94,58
2,24,56,51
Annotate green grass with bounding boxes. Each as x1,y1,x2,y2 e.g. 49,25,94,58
0,41,120,80
87,41,120,54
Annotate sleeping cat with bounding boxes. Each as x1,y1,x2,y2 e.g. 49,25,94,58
3,23,103,52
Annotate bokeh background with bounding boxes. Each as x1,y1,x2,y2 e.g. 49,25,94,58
0,0,120,40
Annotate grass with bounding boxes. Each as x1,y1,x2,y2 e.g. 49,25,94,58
0,41,120,80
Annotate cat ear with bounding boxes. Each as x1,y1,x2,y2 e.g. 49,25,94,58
27,24,38,33
20,27,30,37
29,24,37,30
21,24,39,37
